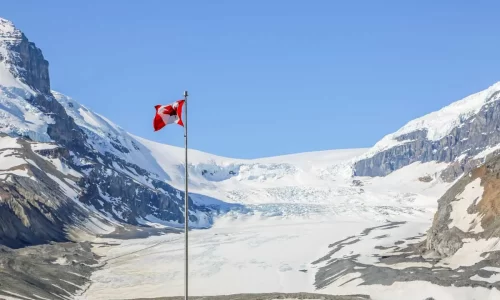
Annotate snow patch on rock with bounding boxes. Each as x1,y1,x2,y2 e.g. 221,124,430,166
448,178,484,233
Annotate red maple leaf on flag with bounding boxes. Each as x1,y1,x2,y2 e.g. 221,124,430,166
153,99,185,131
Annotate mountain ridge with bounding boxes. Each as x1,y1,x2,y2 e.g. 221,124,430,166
0,17,212,249
354,82,500,180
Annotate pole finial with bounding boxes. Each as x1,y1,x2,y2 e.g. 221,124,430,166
184,90,188,97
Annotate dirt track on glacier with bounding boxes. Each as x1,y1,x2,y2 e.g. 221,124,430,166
131,292,370,300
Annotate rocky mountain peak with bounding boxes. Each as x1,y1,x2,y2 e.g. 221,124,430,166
0,17,50,94
0,17,22,38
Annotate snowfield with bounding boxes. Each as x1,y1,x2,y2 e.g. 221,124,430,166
82,216,379,299
82,212,500,300
79,156,456,300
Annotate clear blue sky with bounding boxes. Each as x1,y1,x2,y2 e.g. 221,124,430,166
2,1,500,158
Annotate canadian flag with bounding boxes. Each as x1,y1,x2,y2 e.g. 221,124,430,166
153,100,185,131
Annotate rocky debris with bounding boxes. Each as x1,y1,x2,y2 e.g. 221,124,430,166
0,241,98,300
418,175,433,182
354,91,500,181
312,236,361,266
98,223,181,240
314,222,500,293
131,293,371,300
352,179,363,186
312,222,405,268
0,139,90,248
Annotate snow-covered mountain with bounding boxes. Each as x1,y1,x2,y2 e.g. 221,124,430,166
2,16,500,300
53,90,447,223
0,17,213,249
355,82,500,179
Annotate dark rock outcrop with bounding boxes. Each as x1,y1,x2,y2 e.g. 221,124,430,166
426,153,500,256
0,138,93,248
0,241,98,300
0,18,50,94
31,93,89,151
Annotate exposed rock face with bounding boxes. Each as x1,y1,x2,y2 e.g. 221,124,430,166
79,162,194,225
0,241,98,300
0,19,86,150
0,18,50,94
426,153,500,256
32,93,89,151
0,133,207,249
354,90,500,181
0,137,99,248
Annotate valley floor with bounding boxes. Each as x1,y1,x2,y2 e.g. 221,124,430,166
82,214,376,299
79,211,500,300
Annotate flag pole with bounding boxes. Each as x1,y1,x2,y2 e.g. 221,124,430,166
183,90,189,300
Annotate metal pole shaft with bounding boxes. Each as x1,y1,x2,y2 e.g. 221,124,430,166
183,90,189,300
